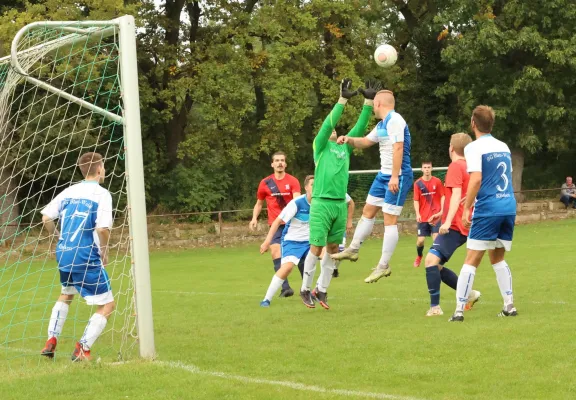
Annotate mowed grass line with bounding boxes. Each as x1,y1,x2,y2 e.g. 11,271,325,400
1,219,576,400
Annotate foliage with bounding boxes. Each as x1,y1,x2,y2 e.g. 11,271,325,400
1,0,575,214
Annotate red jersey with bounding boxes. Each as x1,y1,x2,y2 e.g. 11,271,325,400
414,176,444,223
257,174,301,225
442,159,470,236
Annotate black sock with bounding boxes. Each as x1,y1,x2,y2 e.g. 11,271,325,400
273,258,290,291
440,266,458,290
425,266,441,307
297,258,305,278
417,245,424,257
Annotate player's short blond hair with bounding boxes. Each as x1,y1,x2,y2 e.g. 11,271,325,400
450,133,472,156
78,152,103,178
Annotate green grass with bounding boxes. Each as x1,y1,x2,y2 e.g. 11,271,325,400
2,219,576,400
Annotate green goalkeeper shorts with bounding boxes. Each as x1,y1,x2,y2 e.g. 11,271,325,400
309,197,348,247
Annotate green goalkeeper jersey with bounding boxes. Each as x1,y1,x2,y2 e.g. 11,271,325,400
312,102,373,200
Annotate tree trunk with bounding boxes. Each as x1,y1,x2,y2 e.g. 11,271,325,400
511,148,525,203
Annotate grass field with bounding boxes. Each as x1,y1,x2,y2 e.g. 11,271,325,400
2,219,576,400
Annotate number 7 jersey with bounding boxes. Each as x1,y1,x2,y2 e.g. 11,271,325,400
41,181,113,272
464,134,516,217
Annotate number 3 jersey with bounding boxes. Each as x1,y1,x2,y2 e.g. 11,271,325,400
464,134,516,217
41,181,113,272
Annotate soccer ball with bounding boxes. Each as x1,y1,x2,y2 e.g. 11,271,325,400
374,44,397,68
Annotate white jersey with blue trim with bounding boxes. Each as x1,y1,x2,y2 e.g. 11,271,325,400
464,134,516,217
279,194,310,242
41,181,113,272
366,110,412,176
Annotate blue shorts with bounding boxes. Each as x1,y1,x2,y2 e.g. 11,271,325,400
429,229,468,264
366,172,414,216
60,268,113,305
271,226,283,245
281,240,310,265
417,221,440,237
468,215,515,251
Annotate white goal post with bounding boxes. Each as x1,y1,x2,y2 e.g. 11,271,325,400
0,16,154,360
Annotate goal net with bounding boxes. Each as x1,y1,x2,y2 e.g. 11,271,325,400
347,167,448,220
0,16,154,367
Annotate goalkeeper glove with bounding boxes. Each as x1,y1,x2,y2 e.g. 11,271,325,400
358,79,382,100
340,78,358,99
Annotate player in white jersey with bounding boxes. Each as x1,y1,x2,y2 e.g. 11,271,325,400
260,176,314,307
332,90,413,283
40,152,114,361
449,106,517,322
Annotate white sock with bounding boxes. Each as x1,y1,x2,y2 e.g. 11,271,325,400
264,275,285,302
456,264,476,313
378,225,399,266
301,252,319,291
317,252,336,292
492,260,513,306
48,301,69,339
350,216,375,250
80,313,108,350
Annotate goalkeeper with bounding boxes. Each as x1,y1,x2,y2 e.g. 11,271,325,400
299,78,379,309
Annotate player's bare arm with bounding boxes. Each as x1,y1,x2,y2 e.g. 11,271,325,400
389,142,403,194
249,199,264,231
42,215,60,237
97,227,111,267
440,188,461,235
414,200,421,222
346,198,355,233
462,171,482,228
260,217,283,254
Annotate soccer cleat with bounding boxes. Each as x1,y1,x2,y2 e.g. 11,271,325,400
449,312,464,322
40,337,57,359
332,268,340,278
330,247,359,262
426,306,444,317
260,300,271,308
71,342,91,362
364,264,391,283
413,256,423,268
300,290,315,308
497,304,518,317
465,290,482,311
279,288,294,298
311,287,319,302
315,290,330,310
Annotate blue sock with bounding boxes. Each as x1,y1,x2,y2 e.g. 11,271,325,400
440,266,458,290
273,258,290,291
426,266,441,307
417,246,424,257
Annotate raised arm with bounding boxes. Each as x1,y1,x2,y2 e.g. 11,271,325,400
314,78,358,155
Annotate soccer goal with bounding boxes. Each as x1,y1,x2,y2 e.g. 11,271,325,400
0,16,154,365
347,167,448,219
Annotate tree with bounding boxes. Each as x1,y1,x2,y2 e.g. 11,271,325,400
437,0,576,199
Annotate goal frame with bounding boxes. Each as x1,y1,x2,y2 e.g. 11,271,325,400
3,16,155,359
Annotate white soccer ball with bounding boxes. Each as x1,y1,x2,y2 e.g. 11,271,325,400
374,44,398,68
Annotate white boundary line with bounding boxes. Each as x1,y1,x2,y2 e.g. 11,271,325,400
153,290,570,306
156,361,427,400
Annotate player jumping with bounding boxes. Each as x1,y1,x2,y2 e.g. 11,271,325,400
40,152,114,362
413,161,445,267
449,106,517,322
332,90,413,283
299,78,376,309
424,133,481,316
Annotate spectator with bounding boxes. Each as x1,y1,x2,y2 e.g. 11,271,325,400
560,176,576,209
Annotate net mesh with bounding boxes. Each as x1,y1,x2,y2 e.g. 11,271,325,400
0,22,138,367
347,168,448,220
